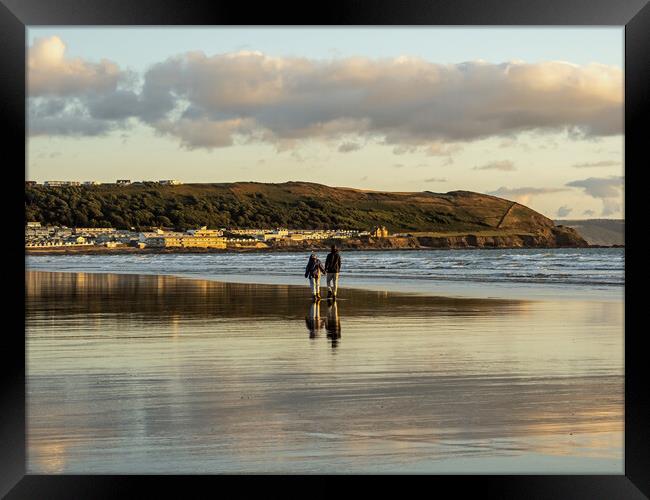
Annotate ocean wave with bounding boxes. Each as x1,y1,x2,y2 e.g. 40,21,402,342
26,248,624,288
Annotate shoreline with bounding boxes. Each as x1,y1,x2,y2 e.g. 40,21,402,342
25,243,623,256
24,267,624,303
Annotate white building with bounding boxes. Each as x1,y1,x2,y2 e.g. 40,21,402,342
259,229,289,241
159,179,182,185
229,228,268,236
73,227,116,235
44,181,67,187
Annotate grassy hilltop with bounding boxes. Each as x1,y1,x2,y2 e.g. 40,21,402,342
25,181,587,246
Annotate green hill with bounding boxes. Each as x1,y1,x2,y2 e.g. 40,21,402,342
25,181,586,246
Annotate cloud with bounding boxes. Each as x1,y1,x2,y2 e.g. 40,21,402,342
27,37,138,137
601,202,622,216
556,205,573,217
473,160,516,171
28,98,117,136
153,117,252,149
422,143,463,157
583,209,596,216
338,142,362,153
28,41,623,149
566,175,624,216
566,176,624,198
499,138,517,148
86,90,142,120
572,160,620,168
28,36,124,97
488,186,568,205
392,145,417,155
424,177,447,183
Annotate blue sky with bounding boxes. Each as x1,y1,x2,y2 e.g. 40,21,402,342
26,27,624,219
28,27,623,70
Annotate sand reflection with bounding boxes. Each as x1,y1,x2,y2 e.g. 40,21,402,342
305,300,341,349
26,271,623,473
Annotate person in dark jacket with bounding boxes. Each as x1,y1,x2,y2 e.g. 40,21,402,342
305,252,326,300
324,245,342,299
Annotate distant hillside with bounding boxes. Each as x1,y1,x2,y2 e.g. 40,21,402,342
25,181,587,247
555,219,624,246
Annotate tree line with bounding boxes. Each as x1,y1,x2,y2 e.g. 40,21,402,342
25,184,441,231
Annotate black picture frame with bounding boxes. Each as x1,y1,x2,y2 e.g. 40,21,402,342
3,0,647,496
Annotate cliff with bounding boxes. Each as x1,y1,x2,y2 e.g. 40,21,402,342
554,219,624,247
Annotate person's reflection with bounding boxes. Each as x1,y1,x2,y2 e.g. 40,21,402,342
305,300,324,338
325,300,341,348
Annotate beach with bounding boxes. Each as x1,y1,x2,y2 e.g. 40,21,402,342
21,21,628,480
26,263,624,473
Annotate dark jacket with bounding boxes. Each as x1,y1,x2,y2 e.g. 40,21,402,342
305,256,326,278
325,250,341,273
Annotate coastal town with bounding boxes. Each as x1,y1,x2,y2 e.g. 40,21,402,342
25,179,394,250
25,221,390,250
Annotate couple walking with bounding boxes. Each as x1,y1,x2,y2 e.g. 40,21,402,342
304,245,341,301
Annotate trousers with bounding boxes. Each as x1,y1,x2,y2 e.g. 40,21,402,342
309,274,321,296
326,272,339,296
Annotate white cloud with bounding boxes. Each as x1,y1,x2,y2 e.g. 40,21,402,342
28,41,623,151
28,37,137,137
556,205,573,217
28,36,124,97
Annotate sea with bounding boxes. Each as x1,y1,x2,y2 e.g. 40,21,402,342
26,248,624,300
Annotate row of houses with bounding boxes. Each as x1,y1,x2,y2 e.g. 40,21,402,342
26,238,94,248
25,233,92,247
139,228,226,249
26,224,390,249
226,228,363,241
25,224,136,248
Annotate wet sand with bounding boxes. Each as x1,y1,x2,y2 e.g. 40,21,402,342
26,271,623,473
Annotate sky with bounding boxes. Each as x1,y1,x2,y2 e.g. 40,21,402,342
26,27,625,219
